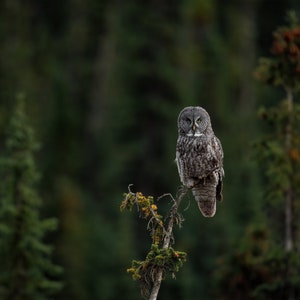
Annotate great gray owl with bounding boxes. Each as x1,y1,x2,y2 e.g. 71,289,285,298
176,106,224,217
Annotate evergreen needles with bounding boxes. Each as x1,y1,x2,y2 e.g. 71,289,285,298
216,11,300,300
0,97,63,300
120,186,188,299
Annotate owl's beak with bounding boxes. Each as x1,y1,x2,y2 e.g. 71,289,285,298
192,123,198,131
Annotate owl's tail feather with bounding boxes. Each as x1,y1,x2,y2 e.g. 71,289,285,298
192,173,218,217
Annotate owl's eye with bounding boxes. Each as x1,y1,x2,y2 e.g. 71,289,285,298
196,117,201,123
185,118,192,124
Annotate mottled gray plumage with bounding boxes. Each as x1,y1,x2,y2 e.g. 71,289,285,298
176,106,224,217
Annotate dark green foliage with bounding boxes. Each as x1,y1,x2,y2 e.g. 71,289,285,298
216,11,300,300
0,1,300,300
121,188,187,298
216,226,300,300
128,245,186,298
255,12,300,90
0,97,62,300
254,101,300,208
253,250,300,299
254,11,300,242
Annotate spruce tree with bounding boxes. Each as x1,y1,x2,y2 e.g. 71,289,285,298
215,11,300,300
253,11,300,300
0,96,62,300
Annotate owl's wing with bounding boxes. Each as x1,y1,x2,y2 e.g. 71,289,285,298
212,136,224,201
175,144,184,184
200,135,224,178
213,136,224,165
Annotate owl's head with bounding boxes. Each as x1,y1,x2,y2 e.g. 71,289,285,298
177,106,212,137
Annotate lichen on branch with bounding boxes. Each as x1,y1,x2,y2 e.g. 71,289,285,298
120,185,187,299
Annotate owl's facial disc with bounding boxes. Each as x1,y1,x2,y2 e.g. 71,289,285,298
178,106,210,137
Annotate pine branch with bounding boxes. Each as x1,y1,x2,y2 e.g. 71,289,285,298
120,186,189,300
148,187,188,300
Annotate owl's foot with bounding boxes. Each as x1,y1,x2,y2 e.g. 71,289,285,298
185,179,196,189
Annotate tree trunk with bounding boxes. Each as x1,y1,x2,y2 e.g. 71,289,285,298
148,188,188,300
285,87,293,252
285,87,295,300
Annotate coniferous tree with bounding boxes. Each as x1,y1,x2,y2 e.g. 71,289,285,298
253,11,300,300
0,97,62,300
215,11,300,300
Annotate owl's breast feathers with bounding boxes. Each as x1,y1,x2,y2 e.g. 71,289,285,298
176,135,223,179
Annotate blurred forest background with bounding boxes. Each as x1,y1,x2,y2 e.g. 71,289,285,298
1,0,300,299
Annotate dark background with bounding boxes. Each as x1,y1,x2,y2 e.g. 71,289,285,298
1,0,300,299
